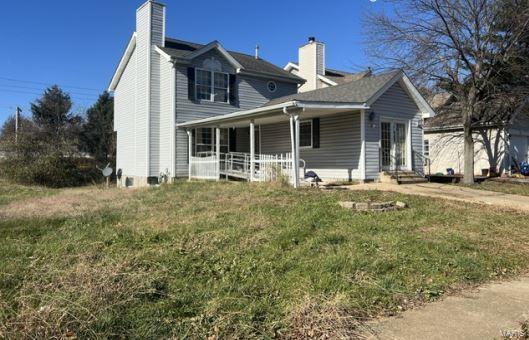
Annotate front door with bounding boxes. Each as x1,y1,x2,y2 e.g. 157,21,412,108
381,120,408,170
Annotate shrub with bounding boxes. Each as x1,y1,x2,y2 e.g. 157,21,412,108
0,137,100,188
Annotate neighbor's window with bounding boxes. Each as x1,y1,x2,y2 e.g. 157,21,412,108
299,120,313,148
195,69,229,103
424,139,430,158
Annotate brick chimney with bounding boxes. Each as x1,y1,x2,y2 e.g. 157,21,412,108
298,37,325,92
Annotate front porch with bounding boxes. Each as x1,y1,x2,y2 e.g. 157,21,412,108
189,151,302,184
178,100,370,187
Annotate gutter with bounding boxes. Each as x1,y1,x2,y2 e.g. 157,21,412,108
177,101,299,128
176,101,369,128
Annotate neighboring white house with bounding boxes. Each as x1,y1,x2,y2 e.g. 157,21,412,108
424,94,529,176
108,0,435,187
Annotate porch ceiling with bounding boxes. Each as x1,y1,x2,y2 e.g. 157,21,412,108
176,101,368,129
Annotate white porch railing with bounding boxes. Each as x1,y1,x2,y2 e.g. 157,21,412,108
189,152,302,185
254,153,294,183
190,152,218,180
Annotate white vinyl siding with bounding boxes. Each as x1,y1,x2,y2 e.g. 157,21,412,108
157,57,174,176
115,48,137,176
134,6,150,177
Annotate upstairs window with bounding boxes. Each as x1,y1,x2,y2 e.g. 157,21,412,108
196,69,212,101
195,68,230,103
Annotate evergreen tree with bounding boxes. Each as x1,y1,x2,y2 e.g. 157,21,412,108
81,92,115,165
31,85,79,148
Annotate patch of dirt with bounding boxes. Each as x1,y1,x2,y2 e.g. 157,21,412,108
0,187,141,220
284,295,372,339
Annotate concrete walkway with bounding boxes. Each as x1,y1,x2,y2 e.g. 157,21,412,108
365,277,529,340
348,182,529,212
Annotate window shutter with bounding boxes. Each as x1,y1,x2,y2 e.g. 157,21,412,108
229,74,237,106
187,67,195,101
229,128,237,152
313,118,320,148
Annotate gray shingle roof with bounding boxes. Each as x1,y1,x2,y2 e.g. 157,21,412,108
159,38,304,83
288,63,372,85
263,70,402,107
324,68,372,85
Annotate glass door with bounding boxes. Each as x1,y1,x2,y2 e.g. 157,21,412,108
381,122,392,169
380,120,408,170
394,122,407,168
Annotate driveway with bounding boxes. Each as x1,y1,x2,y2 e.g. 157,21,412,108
348,182,529,212
364,277,529,340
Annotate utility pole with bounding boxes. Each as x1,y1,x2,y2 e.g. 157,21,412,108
15,106,21,143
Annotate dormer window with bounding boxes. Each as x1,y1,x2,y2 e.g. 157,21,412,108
196,68,230,103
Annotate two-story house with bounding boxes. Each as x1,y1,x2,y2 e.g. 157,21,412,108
109,0,435,187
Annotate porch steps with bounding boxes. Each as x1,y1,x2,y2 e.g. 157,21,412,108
380,171,428,185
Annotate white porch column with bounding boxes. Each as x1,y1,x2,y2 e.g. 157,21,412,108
187,129,192,181
250,120,255,182
294,115,300,188
360,109,366,181
289,115,297,188
216,127,221,181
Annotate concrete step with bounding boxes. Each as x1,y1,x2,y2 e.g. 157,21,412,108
397,177,428,184
380,171,427,185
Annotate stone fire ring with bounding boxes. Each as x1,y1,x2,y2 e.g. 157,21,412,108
339,201,407,212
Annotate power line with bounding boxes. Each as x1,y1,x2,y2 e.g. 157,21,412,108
0,76,105,92
0,88,98,101
0,83,100,97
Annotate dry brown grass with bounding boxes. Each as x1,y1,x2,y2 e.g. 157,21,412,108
3,181,529,338
0,253,167,339
0,186,141,220
284,295,372,339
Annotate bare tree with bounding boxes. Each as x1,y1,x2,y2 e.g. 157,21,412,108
365,0,529,183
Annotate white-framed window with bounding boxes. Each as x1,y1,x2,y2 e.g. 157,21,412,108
195,128,212,155
194,128,229,155
299,120,313,148
423,139,430,158
195,68,230,103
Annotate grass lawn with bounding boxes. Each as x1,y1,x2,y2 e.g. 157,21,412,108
0,179,58,206
1,181,529,338
459,179,529,196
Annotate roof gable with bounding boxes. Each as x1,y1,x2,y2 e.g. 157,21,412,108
264,70,402,107
108,33,136,91
186,41,243,70
261,69,435,117
159,38,304,83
